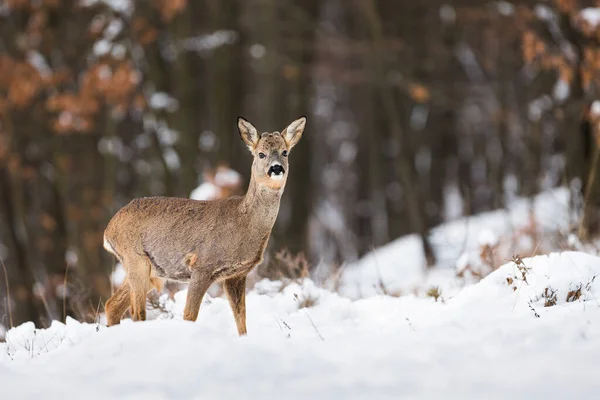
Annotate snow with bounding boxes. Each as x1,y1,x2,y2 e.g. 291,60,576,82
214,168,241,187
439,4,456,24
2,252,600,398
591,100,600,116
249,43,266,59
149,92,179,112
2,185,598,397
190,182,220,201
80,0,133,16
93,39,111,57
110,263,126,286
190,166,242,201
553,78,570,102
528,95,553,121
111,44,126,60
163,148,180,170
340,187,572,299
104,19,123,40
26,51,51,78
581,8,600,28
182,30,238,54
495,1,514,16
534,4,554,21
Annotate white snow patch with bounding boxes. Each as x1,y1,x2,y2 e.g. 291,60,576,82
110,264,126,286
190,182,220,201
104,19,123,40
163,148,180,170
80,0,133,16
182,30,238,54
2,253,600,398
26,51,51,78
535,4,554,21
190,166,242,201
93,39,111,56
439,4,456,24
591,100,600,116
111,44,126,60
581,8,600,27
214,168,241,187
495,1,514,16
477,228,498,247
553,79,570,102
149,92,179,112
249,43,266,59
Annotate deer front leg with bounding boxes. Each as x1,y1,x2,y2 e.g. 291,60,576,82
224,275,248,336
183,272,212,322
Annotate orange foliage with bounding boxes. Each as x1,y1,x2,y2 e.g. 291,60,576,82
46,60,141,134
554,0,578,13
522,30,537,64
409,83,430,104
8,62,43,109
0,55,16,89
132,18,158,46
282,64,300,81
5,0,29,10
154,0,188,23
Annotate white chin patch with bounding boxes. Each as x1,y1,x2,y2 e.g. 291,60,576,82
270,173,284,181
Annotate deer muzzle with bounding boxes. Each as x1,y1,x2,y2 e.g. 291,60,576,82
268,163,285,180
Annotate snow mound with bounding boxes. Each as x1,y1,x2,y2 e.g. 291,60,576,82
2,252,600,398
450,251,600,317
339,187,571,299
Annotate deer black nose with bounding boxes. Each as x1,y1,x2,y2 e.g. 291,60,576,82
269,164,285,176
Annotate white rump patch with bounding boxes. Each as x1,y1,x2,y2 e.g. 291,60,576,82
103,235,116,255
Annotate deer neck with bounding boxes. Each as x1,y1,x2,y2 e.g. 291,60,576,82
240,172,284,231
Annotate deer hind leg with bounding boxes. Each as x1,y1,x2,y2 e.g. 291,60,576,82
224,275,248,336
127,254,153,322
105,279,131,326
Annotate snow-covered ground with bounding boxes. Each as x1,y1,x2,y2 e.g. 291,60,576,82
2,251,600,399
2,187,600,398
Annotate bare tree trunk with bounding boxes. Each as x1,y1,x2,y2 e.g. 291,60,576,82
360,0,435,267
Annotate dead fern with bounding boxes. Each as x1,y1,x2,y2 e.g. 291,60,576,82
426,286,443,302
510,254,531,284
566,283,583,303
258,248,310,281
541,287,558,307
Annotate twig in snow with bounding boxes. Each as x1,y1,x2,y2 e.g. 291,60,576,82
528,302,540,318
302,309,324,341
292,293,323,340
274,316,290,338
371,245,388,296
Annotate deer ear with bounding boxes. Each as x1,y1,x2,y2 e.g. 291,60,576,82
238,117,260,152
282,116,306,150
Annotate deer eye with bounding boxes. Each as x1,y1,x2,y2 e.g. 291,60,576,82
282,150,288,157
258,153,266,159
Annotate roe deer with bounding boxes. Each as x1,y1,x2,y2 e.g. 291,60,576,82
103,116,306,335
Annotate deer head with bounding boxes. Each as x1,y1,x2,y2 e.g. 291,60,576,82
238,116,306,191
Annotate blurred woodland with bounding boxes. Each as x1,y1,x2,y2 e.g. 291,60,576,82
2,0,600,327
